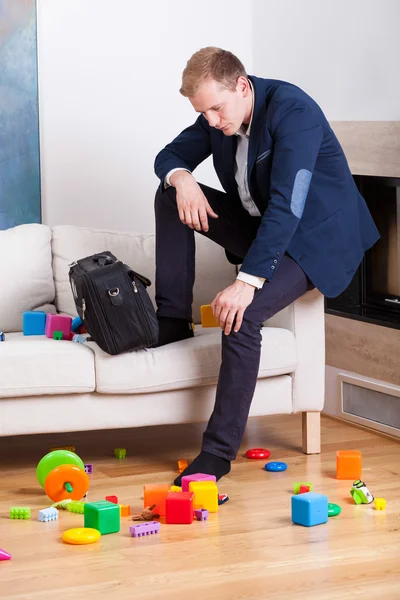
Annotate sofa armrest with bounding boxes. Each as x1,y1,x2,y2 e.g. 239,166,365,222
265,289,325,413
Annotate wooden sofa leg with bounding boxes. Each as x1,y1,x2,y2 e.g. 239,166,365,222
302,412,321,454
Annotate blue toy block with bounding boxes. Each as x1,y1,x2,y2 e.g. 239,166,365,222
72,316,83,332
23,311,46,336
291,492,328,527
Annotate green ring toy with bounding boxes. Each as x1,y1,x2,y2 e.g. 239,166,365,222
328,503,341,517
36,450,85,488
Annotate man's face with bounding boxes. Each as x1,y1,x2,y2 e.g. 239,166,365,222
189,76,251,135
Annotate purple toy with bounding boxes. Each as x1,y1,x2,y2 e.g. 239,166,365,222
181,473,216,493
45,314,72,340
130,521,160,538
194,509,209,521
84,464,93,474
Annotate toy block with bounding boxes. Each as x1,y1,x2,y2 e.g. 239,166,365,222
23,311,46,335
336,450,362,480
50,445,76,452
72,334,86,343
299,485,311,494
105,495,118,504
218,494,229,505
45,314,72,339
120,504,131,517
178,459,188,473
292,492,328,527
166,492,194,524
189,481,218,513
374,498,386,510
200,304,219,327
195,508,209,521
52,499,72,509
143,484,170,517
0,548,11,561
38,507,59,522
67,501,85,514
53,331,63,340
84,464,93,474
114,447,126,459
181,472,216,493
84,500,120,535
10,507,31,519
130,521,160,538
170,485,182,492
72,316,83,332
0,331,5,341
293,482,313,494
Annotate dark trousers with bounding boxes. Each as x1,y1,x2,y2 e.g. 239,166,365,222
155,183,314,460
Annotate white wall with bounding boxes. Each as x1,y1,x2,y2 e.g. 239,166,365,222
252,0,400,120
37,0,253,232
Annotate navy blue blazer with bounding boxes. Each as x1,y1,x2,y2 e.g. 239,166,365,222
154,75,380,297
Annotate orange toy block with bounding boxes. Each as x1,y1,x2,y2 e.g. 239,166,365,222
120,504,131,517
336,450,362,480
178,459,188,474
143,484,170,517
200,305,219,328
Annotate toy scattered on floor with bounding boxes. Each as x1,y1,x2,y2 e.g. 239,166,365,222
265,461,287,472
45,314,72,340
130,521,160,537
328,503,341,517
178,459,188,473
143,484,170,517
336,450,362,480
374,498,386,510
181,473,216,493
166,492,194,524
52,499,72,509
245,448,271,459
132,504,160,521
294,482,313,494
105,495,118,504
36,449,89,502
23,311,46,335
120,504,131,517
170,485,182,492
84,500,120,535
189,481,219,513
350,480,374,504
67,501,85,514
84,464,93,474
200,304,219,327
0,548,11,561
114,448,126,459
292,492,329,527
38,507,59,522
195,508,209,521
10,507,31,519
218,494,229,505
0,331,5,341
53,331,63,340
62,527,101,545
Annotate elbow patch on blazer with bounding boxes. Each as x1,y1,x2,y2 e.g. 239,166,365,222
290,169,312,218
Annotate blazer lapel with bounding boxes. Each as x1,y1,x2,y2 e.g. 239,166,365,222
247,76,267,180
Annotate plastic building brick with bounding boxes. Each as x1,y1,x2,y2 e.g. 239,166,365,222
0,548,11,561
38,507,59,522
200,305,219,327
23,311,46,335
166,492,194,524
72,334,86,344
299,485,311,494
120,504,131,517
178,459,188,473
181,473,216,493
218,494,229,505
10,507,31,519
84,500,120,535
350,480,374,504
143,484,170,517
45,314,72,340
374,498,386,510
170,485,182,492
189,481,219,513
72,316,83,332
105,495,118,504
49,445,76,452
84,464,93,474
0,331,5,341
195,508,209,521
291,492,328,527
114,448,126,459
130,521,160,538
52,499,72,509
293,482,313,494
67,501,85,514
336,450,362,480
53,331,63,340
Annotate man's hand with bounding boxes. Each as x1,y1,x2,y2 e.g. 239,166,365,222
211,280,256,335
170,171,218,232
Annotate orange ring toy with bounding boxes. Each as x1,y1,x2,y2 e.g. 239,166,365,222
44,464,89,502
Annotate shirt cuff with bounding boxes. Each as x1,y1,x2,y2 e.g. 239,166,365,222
237,271,266,289
164,168,191,188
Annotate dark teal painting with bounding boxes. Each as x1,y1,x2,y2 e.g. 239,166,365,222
0,0,41,229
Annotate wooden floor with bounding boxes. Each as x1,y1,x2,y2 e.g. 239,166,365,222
1,414,400,600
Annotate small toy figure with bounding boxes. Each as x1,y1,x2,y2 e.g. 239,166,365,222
350,479,374,504
132,504,160,521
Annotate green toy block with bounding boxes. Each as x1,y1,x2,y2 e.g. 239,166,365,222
114,447,126,459
10,507,31,519
67,501,85,514
84,500,120,534
293,482,313,494
53,331,63,340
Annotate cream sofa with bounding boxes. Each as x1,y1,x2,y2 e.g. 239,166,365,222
0,224,325,452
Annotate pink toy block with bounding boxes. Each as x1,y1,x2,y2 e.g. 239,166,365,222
45,314,72,339
195,508,209,521
0,548,11,561
181,472,216,492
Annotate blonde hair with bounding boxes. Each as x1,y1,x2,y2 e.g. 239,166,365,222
180,47,247,97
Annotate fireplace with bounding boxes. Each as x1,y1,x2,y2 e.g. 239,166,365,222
325,175,400,330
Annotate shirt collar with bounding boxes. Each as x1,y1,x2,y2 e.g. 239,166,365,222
235,79,254,139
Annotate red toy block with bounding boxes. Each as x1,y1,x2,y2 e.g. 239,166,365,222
299,485,311,494
105,495,118,504
166,492,194,524
45,314,72,340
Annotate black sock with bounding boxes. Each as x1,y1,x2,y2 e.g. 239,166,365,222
174,451,231,486
153,316,194,348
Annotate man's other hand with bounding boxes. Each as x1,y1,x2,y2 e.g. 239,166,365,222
211,280,256,335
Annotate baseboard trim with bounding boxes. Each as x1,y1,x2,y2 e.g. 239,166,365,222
323,413,400,445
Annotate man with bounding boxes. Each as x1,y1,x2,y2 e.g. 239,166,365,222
153,47,379,486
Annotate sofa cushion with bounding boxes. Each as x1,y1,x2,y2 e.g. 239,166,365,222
0,333,95,398
0,224,56,332
90,325,297,394
51,225,236,323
